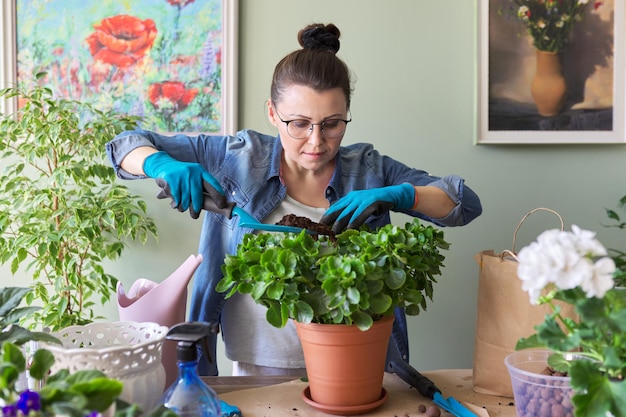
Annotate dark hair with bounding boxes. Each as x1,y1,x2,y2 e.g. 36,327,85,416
270,23,352,110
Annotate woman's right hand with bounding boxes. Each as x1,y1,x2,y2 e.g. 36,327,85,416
143,151,226,218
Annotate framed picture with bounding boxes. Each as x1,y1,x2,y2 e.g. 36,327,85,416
1,0,238,135
477,0,625,144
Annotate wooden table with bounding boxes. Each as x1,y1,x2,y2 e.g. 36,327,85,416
203,370,517,417
202,375,296,394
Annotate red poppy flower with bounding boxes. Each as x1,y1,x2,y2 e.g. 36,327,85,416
148,81,199,110
86,15,157,68
166,0,196,6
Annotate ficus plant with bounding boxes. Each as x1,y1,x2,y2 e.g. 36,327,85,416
217,219,449,331
0,74,158,332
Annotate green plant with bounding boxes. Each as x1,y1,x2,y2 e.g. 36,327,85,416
515,226,626,417
0,287,60,347
604,194,626,287
0,74,158,332
0,286,135,417
504,0,602,52
217,219,449,331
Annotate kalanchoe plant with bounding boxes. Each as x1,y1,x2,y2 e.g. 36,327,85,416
217,219,449,331
0,73,158,332
515,226,626,417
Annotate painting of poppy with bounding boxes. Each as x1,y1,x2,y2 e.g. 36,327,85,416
8,0,237,134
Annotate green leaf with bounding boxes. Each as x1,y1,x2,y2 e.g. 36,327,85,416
570,360,626,417
0,287,32,318
294,300,314,324
0,363,20,390
536,315,581,352
346,287,360,304
369,292,392,315
266,301,286,328
69,376,124,412
352,311,373,331
515,333,545,350
266,281,284,300
385,268,406,290
29,348,56,380
1,342,26,373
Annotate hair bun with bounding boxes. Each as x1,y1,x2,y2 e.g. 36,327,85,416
298,23,340,54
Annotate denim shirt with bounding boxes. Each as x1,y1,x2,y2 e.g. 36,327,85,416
106,129,482,375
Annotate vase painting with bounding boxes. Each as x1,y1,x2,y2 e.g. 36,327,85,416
530,50,567,117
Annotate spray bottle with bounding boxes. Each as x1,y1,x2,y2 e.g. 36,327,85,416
158,322,242,417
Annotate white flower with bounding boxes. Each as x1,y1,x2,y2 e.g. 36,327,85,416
518,6,530,21
578,0,589,4
581,257,616,298
570,225,608,257
516,226,616,303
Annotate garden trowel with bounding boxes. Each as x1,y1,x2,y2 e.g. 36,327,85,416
154,178,316,234
385,338,478,417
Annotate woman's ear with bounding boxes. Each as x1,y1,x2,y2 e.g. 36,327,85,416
266,100,277,126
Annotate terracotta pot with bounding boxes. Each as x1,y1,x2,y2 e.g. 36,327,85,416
295,315,394,414
531,50,567,117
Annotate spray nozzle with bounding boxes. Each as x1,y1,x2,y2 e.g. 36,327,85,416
166,322,219,363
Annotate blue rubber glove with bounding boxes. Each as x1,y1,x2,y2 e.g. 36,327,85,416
320,183,416,233
143,151,226,219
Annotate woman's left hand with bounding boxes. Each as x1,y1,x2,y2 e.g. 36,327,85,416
320,183,415,233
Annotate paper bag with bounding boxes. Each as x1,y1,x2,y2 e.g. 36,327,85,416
471,209,577,398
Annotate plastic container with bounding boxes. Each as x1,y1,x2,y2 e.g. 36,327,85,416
504,349,574,417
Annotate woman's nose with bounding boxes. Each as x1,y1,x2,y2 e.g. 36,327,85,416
306,125,325,145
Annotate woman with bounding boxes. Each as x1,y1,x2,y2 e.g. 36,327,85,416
106,23,482,376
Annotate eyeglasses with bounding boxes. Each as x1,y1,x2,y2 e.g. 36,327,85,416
275,108,351,140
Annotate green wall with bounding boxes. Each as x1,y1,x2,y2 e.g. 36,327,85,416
5,0,626,375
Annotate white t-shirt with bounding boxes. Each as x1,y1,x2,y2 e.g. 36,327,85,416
221,195,326,370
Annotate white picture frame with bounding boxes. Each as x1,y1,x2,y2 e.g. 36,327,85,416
477,0,625,144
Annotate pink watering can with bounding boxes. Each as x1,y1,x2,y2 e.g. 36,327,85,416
117,254,203,389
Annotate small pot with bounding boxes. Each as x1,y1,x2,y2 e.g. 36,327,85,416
505,349,574,417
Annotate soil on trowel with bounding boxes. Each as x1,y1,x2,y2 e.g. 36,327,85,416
276,214,336,242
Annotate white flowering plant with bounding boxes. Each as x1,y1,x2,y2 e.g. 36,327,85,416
506,0,603,52
515,226,626,417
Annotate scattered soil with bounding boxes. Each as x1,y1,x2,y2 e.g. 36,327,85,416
276,214,336,241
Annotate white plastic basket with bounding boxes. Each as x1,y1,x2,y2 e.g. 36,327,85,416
44,321,168,412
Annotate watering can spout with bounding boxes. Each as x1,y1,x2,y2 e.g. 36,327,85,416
117,254,202,318
116,254,203,389
117,278,159,308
